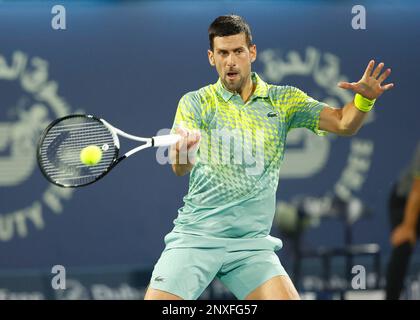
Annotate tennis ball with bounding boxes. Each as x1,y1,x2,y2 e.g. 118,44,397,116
80,145,102,166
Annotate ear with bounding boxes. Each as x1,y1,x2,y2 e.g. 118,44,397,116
250,44,257,63
208,49,215,66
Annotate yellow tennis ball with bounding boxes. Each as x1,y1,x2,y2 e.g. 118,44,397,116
80,145,102,166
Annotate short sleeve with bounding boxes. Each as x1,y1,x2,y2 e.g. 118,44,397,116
282,86,328,136
171,92,203,133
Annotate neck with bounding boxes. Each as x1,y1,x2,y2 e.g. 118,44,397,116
237,75,254,103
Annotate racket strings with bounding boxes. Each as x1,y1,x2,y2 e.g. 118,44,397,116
38,116,117,186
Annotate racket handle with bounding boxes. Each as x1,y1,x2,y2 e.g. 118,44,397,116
152,134,181,147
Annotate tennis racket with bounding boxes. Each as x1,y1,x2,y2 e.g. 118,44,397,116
37,114,180,188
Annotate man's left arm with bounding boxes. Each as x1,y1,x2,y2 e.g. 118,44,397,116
319,60,394,136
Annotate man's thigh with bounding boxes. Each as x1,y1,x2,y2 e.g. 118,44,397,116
147,247,224,300
218,250,292,300
144,286,183,300
245,275,300,300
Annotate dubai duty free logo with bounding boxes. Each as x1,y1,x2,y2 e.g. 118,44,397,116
0,51,80,242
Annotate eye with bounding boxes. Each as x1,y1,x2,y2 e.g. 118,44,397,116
235,48,244,54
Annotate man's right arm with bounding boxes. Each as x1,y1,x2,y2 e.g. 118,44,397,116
170,127,201,176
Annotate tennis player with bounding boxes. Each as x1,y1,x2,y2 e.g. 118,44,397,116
145,15,394,300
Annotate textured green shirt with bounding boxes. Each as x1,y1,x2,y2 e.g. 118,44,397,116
171,72,327,238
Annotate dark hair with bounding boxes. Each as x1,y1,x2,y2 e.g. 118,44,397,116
208,15,253,51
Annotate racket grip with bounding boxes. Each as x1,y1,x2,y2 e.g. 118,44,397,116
152,134,181,147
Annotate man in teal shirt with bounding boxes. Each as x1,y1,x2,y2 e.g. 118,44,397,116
145,15,394,300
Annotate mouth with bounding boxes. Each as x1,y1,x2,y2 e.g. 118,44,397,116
226,71,239,80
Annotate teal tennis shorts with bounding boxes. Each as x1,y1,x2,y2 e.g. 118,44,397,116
148,232,288,300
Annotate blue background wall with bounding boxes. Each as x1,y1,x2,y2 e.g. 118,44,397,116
0,0,419,299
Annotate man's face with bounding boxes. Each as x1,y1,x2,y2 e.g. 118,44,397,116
208,33,256,93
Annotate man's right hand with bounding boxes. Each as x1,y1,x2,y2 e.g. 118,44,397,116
174,127,201,158
170,127,201,176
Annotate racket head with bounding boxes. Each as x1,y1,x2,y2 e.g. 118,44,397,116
37,114,119,187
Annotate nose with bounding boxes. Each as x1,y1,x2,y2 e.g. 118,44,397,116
227,53,236,67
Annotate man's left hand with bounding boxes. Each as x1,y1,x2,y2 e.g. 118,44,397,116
337,60,394,100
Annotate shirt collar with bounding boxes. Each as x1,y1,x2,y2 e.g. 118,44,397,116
215,72,269,102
